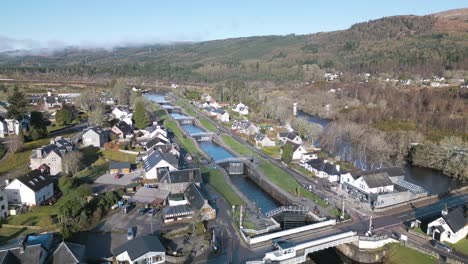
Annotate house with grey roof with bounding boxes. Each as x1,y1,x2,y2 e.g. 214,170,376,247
304,159,341,182
254,133,275,147
280,141,307,160
30,137,74,175
341,169,394,198
82,126,108,147
113,235,165,264
111,121,133,139
49,241,86,264
158,168,201,193
427,206,468,244
0,242,48,264
277,131,302,145
143,150,178,180
4,168,54,206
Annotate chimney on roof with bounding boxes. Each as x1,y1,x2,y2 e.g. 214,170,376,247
5,179,10,185
47,91,52,97
36,148,43,159
441,204,448,216
336,165,340,172
19,235,28,254
324,160,328,164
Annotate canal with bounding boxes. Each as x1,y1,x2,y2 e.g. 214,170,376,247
147,94,280,213
297,111,463,194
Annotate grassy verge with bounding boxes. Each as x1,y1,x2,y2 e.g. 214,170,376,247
0,227,30,245
261,146,281,159
221,135,256,157
385,243,436,264
165,120,200,155
258,160,328,208
101,149,137,164
0,144,5,160
201,167,245,207
199,118,217,132
5,206,58,227
292,164,315,177
448,239,468,255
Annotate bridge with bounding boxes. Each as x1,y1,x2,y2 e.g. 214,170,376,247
174,116,195,124
215,157,252,175
265,205,310,218
191,132,216,141
214,157,251,164
248,231,359,264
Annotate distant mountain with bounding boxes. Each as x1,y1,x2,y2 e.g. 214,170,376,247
1,8,467,82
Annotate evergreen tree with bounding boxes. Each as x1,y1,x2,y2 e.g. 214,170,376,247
134,101,149,129
281,143,293,166
7,90,28,120
29,111,48,140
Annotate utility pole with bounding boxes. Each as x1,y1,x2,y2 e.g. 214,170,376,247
341,198,345,220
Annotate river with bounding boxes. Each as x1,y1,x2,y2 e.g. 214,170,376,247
297,111,463,194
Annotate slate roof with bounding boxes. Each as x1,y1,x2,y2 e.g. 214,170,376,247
361,172,393,188
51,242,86,264
184,183,206,210
214,108,226,115
159,169,201,184
283,141,301,152
83,126,106,136
368,167,405,178
113,235,165,261
146,137,169,149
254,133,265,141
279,132,298,140
163,204,194,218
15,169,53,192
115,121,133,135
0,244,44,264
143,150,178,172
109,161,131,170
306,159,340,175
31,138,73,159
443,207,467,233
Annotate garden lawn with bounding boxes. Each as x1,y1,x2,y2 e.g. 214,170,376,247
0,137,52,175
5,206,58,227
258,160,328,207
221,135,256,157
165,119,200,155
385,243,436,264
101,149,137,164
448,239,468,255
201,167,245,207
261,146,281,158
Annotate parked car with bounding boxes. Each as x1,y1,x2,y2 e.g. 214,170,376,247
432,240,452,252
122,202,135,214
127,227,134,240
147,208,156,216
139,208,148,215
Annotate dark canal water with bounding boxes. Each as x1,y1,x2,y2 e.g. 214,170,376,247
297,111,463,194
146,94,280,213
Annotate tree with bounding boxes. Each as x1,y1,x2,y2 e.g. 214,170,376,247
88,104,105,126
281,143,293,166
7,90,28,120
58,176,80,196
62,151,84,175
134,100,149,129
75,89,99,112
29,111,48,140
55,108,73,126
7,131,24,153
112,79,130,105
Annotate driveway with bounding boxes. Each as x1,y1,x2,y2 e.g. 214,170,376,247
95,171,142,186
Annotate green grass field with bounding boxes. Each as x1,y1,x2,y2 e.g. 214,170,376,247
201,167,245,207
199,118,217,132
0,137,52,175
101,149,137,163
165,119,200,155
5,206,58,227
221,135,256,157
258,160,328,207
261,146,281,158
385,243,436,264
448,239,468,255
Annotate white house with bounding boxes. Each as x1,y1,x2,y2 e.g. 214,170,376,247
143,150,179,180
281,142,307,160
141,124,168,139
82,126,108,148
112,106,130,120
304,159,340,182
232,102,249,115
200,93,212,103
113,235,165,264
254,133,276,147
0,190,8,219
277,132,303,145
0,118,7,138
4,168,54,206
341,171,394,196
213,109,229,122
427,207,468,244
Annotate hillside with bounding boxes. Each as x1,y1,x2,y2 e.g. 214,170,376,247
1,8,467,82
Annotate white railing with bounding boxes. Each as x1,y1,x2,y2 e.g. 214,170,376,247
265,205,309,218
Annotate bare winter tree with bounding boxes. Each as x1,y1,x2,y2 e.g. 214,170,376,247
62,151,84,176
6,134,23,153
88,104,105,126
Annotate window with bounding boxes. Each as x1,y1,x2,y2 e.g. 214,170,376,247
0,196,3,201
1,205,4,210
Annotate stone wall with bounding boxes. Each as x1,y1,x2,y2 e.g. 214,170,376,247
336,243,387,263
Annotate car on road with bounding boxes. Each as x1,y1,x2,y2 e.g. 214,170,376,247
139,208,148,215
432,240,452,252
127,227,134,240
122,202,135,214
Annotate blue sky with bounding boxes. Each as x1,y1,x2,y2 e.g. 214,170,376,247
1,0,467,50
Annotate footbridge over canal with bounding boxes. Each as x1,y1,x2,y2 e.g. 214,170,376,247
191,132,216,142
215,157,253,175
